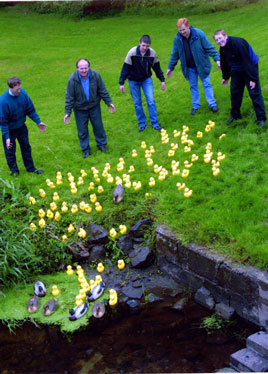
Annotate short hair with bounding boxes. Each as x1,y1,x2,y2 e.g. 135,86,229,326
76,58,90,68
8,77,21,88
213,29,227,39
140,35,151,44
176,18,189,28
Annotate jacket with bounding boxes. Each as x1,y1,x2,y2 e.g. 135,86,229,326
119,45,165,84
219,36,259,82
65,69,112,115
168,27,220,80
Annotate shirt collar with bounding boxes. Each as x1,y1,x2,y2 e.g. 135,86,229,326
9,89,15,96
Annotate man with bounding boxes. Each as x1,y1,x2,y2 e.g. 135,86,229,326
64,58,115,158
119,35,165,132
167,18,220,115
213,30,266,127
0,77,47,176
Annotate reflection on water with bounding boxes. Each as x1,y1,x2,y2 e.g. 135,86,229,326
0,298,257,374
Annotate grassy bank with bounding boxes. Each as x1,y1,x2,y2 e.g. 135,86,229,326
0,0,267,292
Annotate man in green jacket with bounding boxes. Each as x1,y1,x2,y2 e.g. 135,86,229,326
167,18,220,116
64,59,115,158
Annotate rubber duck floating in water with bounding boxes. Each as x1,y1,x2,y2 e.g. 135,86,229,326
43,299,58,316
27,295,40,314
69,302,89,321
86,282,105,302
109,289,118,306
34,280,46,297
92,301,105,318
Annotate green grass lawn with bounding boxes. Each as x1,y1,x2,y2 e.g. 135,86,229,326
0,0,268,278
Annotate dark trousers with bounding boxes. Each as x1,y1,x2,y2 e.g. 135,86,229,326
2,124,35,173
74,104,107,153
230,66,266,121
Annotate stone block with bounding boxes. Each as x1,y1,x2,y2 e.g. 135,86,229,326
247,331,268,357
215,302,235,320
194,286,215,310
216,368,237,373
230,348,268,372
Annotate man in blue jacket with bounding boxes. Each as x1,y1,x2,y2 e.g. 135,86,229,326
0,77,47,176
167,18,220,116
65,58,115,158
119,35,166,132
214,29,266,127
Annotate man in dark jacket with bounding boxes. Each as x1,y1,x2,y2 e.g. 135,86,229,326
0,77,47,176
214,30,266,127
167,18,220,116
65,59,115,158
119,35,166,132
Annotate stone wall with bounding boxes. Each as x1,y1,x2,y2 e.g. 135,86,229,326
155,224,268,329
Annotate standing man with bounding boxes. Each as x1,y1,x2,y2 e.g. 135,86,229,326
0,77,47,176
64,58,115,158
119,35,166,132
167,18,220,116
213,29,266,127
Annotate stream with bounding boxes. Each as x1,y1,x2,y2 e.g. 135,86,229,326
0,297,257,374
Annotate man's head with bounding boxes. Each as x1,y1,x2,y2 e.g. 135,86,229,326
176,18,190,39
213,30,228,47
139,35,151,54
8,77,21,96
76,59,90,79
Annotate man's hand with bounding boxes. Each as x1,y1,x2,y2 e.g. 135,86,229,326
109,104,116,113
38,122,47,132
64,115,70,125
222,79,229,86
166,69,173,78
120,85,125,94
250,81,256,90
6,138,12,149
216,61,221,70
161,82,166,91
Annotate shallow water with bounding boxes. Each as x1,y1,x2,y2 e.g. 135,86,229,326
0,298,257,374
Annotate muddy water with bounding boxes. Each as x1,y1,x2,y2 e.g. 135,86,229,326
0,298,256,374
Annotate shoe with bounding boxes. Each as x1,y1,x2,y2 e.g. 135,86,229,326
257,120,266,128
28,168,43,174
83,150,91,158
98,145,107,152
10,170,19,176
153,125,162,131
210,105,218,113
139,126,146,133
227,115,241,124
190,108,199,116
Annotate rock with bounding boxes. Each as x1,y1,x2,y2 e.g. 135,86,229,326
67,241,89,260
215,302,235,320
130,246,154,269
126,299,141,310
173,297,188,311
88,245,106,262
122,285,143,299
132,279,142,288
147,293,162,303
194,286,215,310
86,224,109,245
116,234,133,255
129,218,153,238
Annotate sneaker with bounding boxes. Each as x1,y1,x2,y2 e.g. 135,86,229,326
153,125,162,131
98,145,107,152
190,108,199,116
210,105,218,113
83,150,91,158
10,170,19,176
257,120,266,128
139,126,146,133
28,169,43,174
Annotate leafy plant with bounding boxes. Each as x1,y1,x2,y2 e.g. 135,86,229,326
200,313,235,334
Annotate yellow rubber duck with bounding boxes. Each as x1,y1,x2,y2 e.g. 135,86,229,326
184,146,191,153
109,228,117,238
80,169,87,177
79,289,86,300
52,285,60,297
182,169,190,178
66,265,74,276
109,289,118,306
61,204,68,213
62,234,68,242
71,187,78,194
219,133,226,140
79,201,85,211
98,185,104,193
184,187,193,198
30,223,37,232
107,176,114,184
213,168,220,177
38,208,46,218
128,165,135,173
131,149,138,158
97,262,105,273
78,228,87,239
191,154,199,162
53,192,60,201
56,177,62,185
168,150,175,157
119,224,127,235
141,141,147,149
71,204,78,214
50,202,57,211
95,202,103,212
196,131,203,138
75,295,83,306
146,158,153,166
117,259,125,270
217,152,226,161
171,143,178,150
46,209,54,219
125,181,132,188
29,196,36,205
149,145,155,153
172,169,180,176
149,177,155,187
54,211,61,222
173,130,181,138
95,275,103,285
133,181,142,191
176,182,185,191
88,182,95,191
84,204,92,214
39,189,46,198
38,218,46,228
208,120,215,128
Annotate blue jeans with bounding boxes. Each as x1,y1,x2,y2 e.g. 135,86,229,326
128,77,159,129
74,104,107,152
188,67,216,109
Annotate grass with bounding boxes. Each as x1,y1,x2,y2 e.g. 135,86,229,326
0,0,267,290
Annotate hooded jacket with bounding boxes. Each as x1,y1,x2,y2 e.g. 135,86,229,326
168,27,220,80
